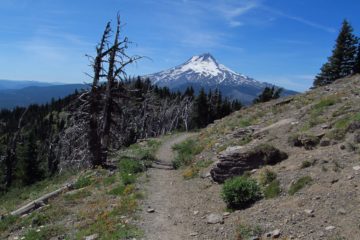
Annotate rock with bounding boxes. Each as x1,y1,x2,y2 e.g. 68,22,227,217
320,138,331,147
304,209,314,217
85,234,99,240
223,212,231,217
147,208,155,213
354,131,360,143
337,208,346,215
325,226,335,231
263,229,281,238
272,229,281,238
211,144,288,183
249,237,260,240
190,232,198,236
340,144,346,150
206,213,224,224
347,121,360,133
193,211,199,215
353,166,360,171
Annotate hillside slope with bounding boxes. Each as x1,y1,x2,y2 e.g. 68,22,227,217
182,74,360,239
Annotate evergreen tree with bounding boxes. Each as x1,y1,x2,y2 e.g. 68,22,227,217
314,20,358,86
23,131,43,185
193,88,210,128
354,43,360,74
253,86,282,104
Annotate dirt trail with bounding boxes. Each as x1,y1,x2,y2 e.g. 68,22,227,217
138,133,198,240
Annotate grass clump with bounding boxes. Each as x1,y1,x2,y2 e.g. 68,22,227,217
258,168,277,186
74,175,93,189
0,215,18,232
23,225,64,240
236,224,263,239
172,138,204,169
288,176,313,195
263,180,281,199
64,189,92,202
301,160,312,169
221,176,261,209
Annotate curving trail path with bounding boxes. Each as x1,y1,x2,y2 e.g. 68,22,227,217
139,133,197,240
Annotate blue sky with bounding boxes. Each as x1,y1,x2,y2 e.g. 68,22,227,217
0,0,359,91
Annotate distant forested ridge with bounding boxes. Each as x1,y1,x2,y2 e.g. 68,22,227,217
0,77,241,191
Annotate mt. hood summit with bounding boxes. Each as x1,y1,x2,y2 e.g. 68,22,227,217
146,53,297,104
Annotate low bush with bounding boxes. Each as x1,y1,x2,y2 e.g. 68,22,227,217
300,160,312,169
172,139,204,169
236,224,263,240
263,180,281,199
73,175,93,189
258,168,277,186
288,176,312,195
221,176,262,209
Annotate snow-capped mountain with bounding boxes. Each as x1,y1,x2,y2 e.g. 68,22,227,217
145,53,297,104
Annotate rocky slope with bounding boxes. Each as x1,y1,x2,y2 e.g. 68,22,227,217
182,74,360,239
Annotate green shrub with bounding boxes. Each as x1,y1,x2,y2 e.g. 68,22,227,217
74,175,93,189
263,180,281,199
237,224,263,239
172,139,204,169
121,173,136,185
258,168,277,186
107,184,126,196
119,158,144,174
301,160,312,169
221,176,262,209
288,176,312,195
0,215,18,232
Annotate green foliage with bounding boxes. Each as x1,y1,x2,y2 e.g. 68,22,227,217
23,225,64,240
237,224,263,239
263,180,281,199
121,173,136,185
288,176,313,195
74,175,93,189
0,215,18,232
301,160,312,169
253,86,283,104
258,168,277,186
314,20,358,86
119,157,144,174
221,176,262,209
172,139,204,169
107,184,126,196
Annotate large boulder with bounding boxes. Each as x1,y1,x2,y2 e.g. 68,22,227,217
210,144,288,183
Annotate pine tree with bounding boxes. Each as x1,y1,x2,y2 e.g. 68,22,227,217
314,20,358,87
23,131,43,185
354,43,360,74
193,88,210,128
253,86,282,104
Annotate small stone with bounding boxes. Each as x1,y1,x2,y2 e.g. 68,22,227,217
272,229,281,238
340,145,346,150
85,234,99,240
249,237,260,240
223,212,231,217
304,209,314,217
325,226,335,231
337,208,346,215
190,232,198,236
36,229,41,232
206,213,224,224
320,138,331,146
353,166,360,171
330,178,339,184
147,208,155,213
193,211,199,215
347,175,354,180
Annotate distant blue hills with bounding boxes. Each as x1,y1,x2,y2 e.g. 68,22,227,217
0,80,88,109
